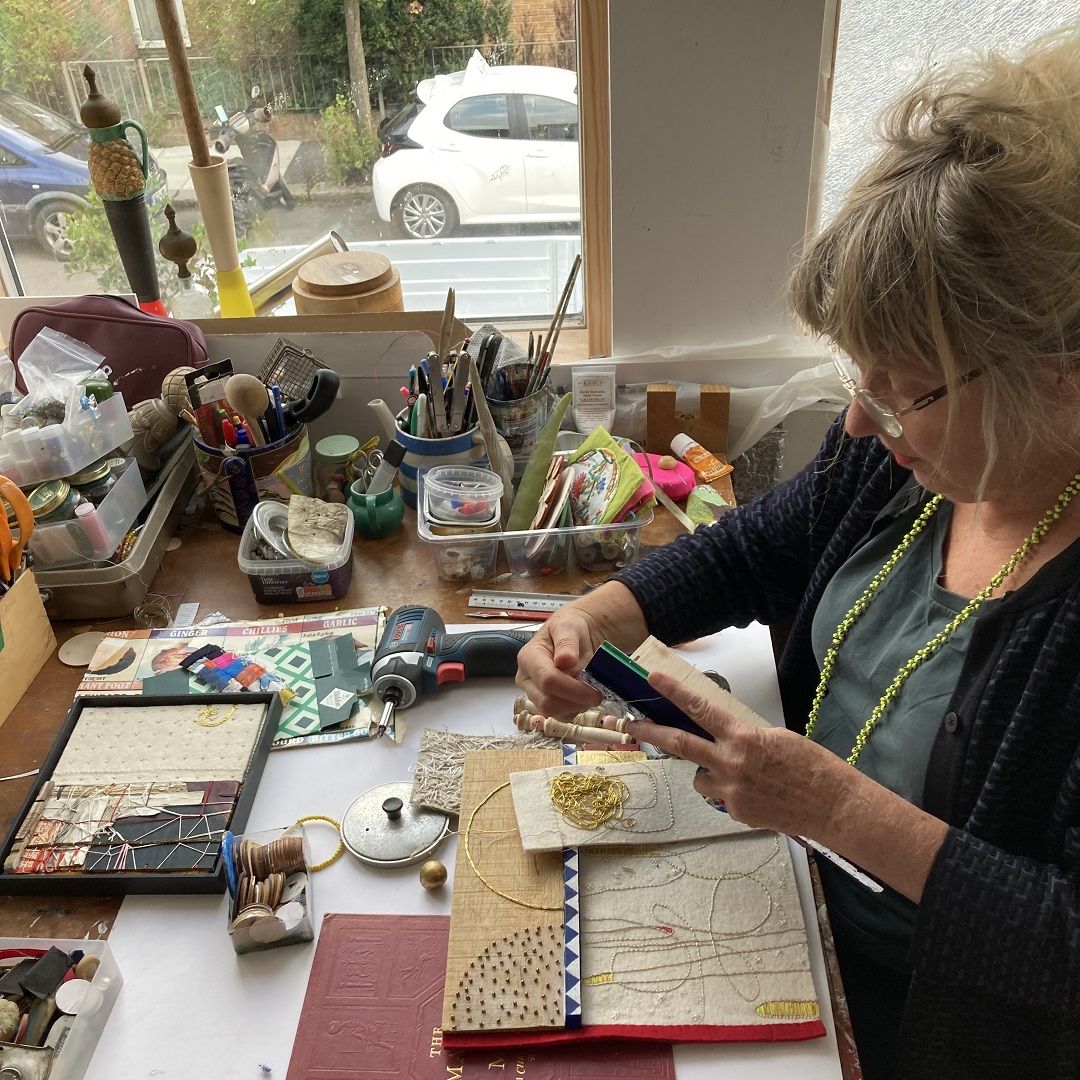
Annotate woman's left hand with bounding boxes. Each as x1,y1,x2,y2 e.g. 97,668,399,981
619,670,859,842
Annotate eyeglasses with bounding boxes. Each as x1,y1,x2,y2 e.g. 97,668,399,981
831,354,982,438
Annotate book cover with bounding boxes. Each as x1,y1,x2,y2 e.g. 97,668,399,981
286,913,675,1079
580,641,711,739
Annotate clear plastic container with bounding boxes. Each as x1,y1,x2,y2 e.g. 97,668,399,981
416,474,653,580
238,506,354,603
0,394,132,487
423,465,503,528
0,936,122,1080
29,458,146,569
417,513,501,581
35,441,197,620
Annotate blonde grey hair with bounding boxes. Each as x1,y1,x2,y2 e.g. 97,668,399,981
790,30,1080,477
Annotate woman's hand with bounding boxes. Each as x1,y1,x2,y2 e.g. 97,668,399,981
515,581,648,719
617,670,950,903
621,671,855,840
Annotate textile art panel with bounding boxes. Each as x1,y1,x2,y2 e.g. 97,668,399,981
444,749,824,1048
508,758,757,853
8,779,238,874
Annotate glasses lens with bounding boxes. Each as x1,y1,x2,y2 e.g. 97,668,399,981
857,391,903,437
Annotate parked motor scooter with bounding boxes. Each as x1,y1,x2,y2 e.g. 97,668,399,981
212,85,295,230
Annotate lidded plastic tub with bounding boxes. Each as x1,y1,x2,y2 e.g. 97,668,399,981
238,504,354,603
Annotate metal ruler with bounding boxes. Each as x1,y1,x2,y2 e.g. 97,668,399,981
468,590,578,613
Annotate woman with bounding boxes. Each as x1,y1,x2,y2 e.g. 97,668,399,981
517,32,1080,1080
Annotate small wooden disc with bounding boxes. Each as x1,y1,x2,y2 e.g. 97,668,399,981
296,252,394,297
59,632,107,667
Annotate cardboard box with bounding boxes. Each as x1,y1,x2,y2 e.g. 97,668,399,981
0,570,55,728
191,311,471,450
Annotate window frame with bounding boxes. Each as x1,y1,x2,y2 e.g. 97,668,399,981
128,0,190,50
578,0,612,357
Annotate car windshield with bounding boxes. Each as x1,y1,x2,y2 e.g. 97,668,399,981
0,94,82,152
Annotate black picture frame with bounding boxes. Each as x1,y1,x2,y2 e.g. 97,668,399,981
0,692,281,896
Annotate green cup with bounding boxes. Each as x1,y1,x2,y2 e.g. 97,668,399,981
348,480,405,539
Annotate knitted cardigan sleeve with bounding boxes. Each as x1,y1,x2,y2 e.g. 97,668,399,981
613,417,892,645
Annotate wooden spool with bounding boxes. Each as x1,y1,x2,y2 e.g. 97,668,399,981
292,251,404,315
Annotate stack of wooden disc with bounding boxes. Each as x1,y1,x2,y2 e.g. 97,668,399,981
292,251,403,314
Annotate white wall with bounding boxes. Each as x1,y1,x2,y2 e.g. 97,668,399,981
608,0,830,358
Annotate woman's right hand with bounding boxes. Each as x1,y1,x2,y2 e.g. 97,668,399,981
515,581,648,718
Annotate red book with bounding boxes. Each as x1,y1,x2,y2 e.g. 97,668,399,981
286,913,675,1079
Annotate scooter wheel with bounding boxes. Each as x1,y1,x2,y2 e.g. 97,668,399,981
278,181,296,210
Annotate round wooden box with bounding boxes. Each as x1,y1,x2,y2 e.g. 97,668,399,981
292,251,404,314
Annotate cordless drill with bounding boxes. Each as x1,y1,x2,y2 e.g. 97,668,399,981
370,605,536,736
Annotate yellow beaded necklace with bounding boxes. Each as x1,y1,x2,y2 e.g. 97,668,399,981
804,472,1080,767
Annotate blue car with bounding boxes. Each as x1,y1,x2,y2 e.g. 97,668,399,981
0,90,167,261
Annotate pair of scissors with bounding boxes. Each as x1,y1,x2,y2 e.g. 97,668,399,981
0,477,33,585
348,448,384,492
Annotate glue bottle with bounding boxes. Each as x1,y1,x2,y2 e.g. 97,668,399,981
670,433,732,484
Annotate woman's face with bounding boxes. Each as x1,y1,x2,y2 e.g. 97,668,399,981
843,363,992,503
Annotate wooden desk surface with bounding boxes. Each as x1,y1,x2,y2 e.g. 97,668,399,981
0,493,702,939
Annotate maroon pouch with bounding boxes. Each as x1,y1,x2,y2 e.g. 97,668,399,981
9,294,209,405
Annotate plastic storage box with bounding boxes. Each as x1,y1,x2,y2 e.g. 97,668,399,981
0,394,132,487
0,937,122,1080
35,440,198,620
417,472,653,581
29,458,146,569
238,506,354,603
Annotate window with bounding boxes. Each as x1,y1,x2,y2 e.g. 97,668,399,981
128,0,190,49
0,5,584,323
0,149,26,168
444,95,512,140
523,95,578,142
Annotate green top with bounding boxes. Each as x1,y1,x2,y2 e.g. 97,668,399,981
316,435,360,464
809,493,995,969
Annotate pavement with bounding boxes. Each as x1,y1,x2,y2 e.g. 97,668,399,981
152,140,357,206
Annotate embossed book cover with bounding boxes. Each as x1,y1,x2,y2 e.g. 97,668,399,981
286,913,675,1079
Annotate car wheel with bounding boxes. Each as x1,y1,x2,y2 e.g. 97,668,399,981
393,186,458,239
231,178,263,233
33,200,78,262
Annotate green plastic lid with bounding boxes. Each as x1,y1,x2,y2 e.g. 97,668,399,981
316,435,360,464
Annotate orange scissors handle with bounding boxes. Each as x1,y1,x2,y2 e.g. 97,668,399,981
0,476,32,580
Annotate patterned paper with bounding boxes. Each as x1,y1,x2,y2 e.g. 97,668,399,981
77,608,385,746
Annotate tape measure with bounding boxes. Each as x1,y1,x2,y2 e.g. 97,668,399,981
467,590,578,613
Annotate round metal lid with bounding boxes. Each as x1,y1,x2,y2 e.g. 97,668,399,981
341,782,449,868
29,479,70,518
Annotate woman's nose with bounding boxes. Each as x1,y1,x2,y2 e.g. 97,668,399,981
844,395,884,438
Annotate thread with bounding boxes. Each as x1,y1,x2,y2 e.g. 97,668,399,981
547,771,631,831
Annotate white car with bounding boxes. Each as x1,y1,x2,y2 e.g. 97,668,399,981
373,52,580,239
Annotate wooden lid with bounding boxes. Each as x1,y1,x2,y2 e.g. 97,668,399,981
296,252,395,297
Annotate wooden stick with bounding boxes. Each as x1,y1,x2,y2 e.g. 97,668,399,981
430,287,454,434
541,717,632,745
153,0,211,167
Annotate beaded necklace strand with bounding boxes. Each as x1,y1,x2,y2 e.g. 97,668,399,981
804,472,1080,767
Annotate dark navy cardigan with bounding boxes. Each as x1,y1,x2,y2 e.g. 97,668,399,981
614,416,1080,1079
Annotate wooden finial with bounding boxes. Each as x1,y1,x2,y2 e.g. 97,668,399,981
80,65,121,128
158,204,197,278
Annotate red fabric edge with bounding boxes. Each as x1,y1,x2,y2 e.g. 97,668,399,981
444,1019,827,1049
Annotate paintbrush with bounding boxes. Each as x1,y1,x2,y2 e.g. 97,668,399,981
430,287,455,435
527,254,581,395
